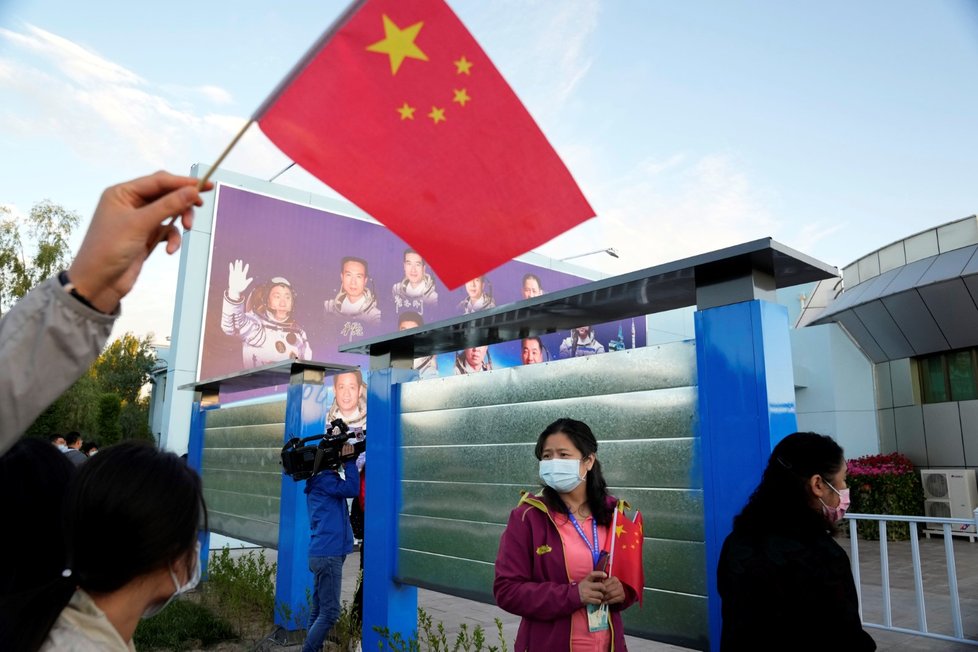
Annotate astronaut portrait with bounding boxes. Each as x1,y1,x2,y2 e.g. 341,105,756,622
326,369,367,431
559,326,606,359
325,256,382,341
521,337,547,365
454,345,493,374
392,249,438,315
398,311,438,379
521,273,545,299
457,276,496,314
220,259,312,368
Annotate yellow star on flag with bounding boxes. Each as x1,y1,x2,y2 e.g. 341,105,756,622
428,106,446,124
616,524,625,537
452,88,471,107
397,102,416,120
454,55,473,75
366,15,429,75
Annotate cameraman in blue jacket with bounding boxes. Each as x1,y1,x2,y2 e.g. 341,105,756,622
303,443,359,652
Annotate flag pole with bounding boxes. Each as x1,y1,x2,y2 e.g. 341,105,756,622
197,118,254,190
608,500,620,575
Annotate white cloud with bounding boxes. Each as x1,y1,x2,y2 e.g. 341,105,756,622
0,24,244,174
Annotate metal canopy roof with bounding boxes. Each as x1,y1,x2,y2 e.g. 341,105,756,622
341,237,837,359
179,360,358,395
813,244,978,362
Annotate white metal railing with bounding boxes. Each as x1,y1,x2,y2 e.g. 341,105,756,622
845,508,978,647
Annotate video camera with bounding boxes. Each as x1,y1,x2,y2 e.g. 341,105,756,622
280,418,365,481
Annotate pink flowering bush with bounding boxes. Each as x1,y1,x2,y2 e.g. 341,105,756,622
847,452,924,541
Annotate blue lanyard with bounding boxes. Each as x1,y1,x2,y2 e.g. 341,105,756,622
567,512,600,567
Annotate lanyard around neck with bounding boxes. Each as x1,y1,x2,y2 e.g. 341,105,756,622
567,511,600,567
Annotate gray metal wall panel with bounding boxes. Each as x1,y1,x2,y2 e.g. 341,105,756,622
878,408,897,454
880,292,948,355
395,344,703,645
623,589,708,650
834,312,887,363
889,358,915,407
851,301,914,360
894,405,928,466
922,403,965,467
917,245,977,285
960,400,978,467
201,400,287,546
875,362,893,409
884,257,935,295
400,344,696,412
919,280,978,349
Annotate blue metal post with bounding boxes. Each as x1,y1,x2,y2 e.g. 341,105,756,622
187,399,211,578
695,299,797,652
275,379,317,629
362,366,418,651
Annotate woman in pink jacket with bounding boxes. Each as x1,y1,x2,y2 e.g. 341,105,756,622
494,418,638,651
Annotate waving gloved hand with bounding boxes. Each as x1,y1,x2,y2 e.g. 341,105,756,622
227,259,254,302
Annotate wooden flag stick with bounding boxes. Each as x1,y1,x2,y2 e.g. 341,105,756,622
152,119,253,247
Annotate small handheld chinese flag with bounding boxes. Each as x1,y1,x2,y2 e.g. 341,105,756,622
607,501,644,605
255,0,594,289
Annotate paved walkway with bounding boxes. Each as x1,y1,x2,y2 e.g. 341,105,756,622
242,530,978,651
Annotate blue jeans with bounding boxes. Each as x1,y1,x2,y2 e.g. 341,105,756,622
303,555,345,652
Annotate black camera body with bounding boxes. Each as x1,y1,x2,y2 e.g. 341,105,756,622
280,419,365,481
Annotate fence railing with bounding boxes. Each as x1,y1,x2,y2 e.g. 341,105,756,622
845,509,978,647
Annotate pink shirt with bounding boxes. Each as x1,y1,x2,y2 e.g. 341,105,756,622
555,513,612,652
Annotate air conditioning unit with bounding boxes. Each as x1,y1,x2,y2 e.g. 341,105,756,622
921,469,978,535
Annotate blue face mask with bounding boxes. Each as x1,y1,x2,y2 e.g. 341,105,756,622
539,458,585,494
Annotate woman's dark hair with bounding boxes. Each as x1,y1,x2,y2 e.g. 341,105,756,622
733,432,845,535
64,441,207,593
0,439,76,652
534,418,614,526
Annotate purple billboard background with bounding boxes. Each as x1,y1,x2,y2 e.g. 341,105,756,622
198,185,645,381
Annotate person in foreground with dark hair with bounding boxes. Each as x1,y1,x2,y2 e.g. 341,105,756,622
494,418,638,651
36,441,206,651
0,439,76,652
0,171,212,455
717,431,876,651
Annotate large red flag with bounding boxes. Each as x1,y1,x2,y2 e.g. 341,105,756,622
256,0,594,289
607,502,644,605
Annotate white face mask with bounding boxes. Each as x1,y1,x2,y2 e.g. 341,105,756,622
539,458,585,493
57,444,69,453
142,541,202,619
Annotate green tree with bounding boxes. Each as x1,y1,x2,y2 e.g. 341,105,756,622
91,333,156,404
0,200,80,316
97,393,123,446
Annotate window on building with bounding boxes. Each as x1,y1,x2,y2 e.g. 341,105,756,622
918,348,978,403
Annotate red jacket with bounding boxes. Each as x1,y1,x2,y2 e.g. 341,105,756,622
493,493,637,651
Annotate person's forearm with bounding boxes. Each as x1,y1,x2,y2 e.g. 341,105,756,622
0,277,114,454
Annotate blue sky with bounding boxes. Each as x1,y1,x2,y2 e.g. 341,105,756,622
1,0,977,340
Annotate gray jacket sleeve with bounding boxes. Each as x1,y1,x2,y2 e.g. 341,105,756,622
0,276,116,455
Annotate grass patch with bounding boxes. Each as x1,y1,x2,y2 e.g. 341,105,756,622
134,598,236,650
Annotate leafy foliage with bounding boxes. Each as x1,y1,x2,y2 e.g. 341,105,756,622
204,547,277,636
375,608,508,652
92,333,156,403
133,598,236,650
847,452,925,540
0,200,79,315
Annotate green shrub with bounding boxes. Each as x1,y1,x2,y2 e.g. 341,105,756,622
133,599,235,650
847,452,925,541
375,607,507,652
204,547,277,634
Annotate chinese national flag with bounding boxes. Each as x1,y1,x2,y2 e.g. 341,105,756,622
608,504,644,606
256,0,594,289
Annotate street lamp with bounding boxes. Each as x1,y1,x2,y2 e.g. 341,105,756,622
559,247,620,262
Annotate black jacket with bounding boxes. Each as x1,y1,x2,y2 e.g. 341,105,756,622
717,525,876,651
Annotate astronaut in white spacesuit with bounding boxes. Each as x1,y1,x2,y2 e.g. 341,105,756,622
453,345,492,374
325,256,382,341
457,276,495,314
221,259,312,368
558,326,606,359
392,249,438,315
